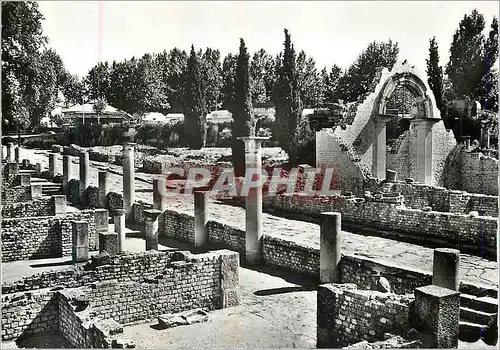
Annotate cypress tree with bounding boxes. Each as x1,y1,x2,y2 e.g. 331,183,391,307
232,38,254,177
183,45,207,149
426,37,445,117
273,29,302,163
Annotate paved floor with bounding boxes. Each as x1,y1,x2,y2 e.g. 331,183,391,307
20,147,498,290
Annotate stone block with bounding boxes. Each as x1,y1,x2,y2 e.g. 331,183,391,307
94,208,109,232
52,195,67,215
31,184,43,199
219,250,240,308
72,221,89,263
19,173,31,186
413,284,460,348
432,248,460,291
99,232,118,256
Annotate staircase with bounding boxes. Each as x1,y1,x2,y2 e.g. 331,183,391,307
31,177,63,196
459,293,498,344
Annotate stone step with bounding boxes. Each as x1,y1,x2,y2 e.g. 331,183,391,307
460,306,497,326
461,294,498,314
158,308,208,329
459,321,488,342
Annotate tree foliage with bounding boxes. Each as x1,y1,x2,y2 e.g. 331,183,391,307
426,37,445,116
183,45,207,149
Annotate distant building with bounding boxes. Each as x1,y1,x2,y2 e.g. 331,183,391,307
207,110,232,124
253,102,275,119
142,112,169,123
61,103,132,125
164,113,185,123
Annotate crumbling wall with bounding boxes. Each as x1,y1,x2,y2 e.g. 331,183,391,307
461,152,498,195
317,283,414,348
1,185,32,204
1,196,53,218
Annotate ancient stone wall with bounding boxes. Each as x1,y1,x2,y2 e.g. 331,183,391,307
1,210,98,262
1,196,53,218
107,191,124,211
1,186,32,204
1,250,239,343
461,152,498,195
317,284,413,348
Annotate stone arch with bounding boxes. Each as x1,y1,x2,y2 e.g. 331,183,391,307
374,72,438,120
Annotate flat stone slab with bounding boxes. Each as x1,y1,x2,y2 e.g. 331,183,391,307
158,308,209,329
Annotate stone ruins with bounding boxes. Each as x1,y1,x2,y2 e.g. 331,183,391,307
1,60,498,348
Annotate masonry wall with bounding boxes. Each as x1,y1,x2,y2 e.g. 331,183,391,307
1,249,239,343
461,152,498,196
1,210,98,262
317,284,414,348
1,196,53,218
1,185,32,204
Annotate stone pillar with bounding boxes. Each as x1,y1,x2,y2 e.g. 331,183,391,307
372,116,391,179
6,142,14,162
99,232,118,256
79,151,89,197
6,162,19,178
144,209,162,251
19,173,31,186
320,212,342,283
36,163,42,176
153,176,168,235
414,285,460,348
21,159,30,168
72,221,89,263
49,153,57,177
14,146,20,164
113,208,126,252
31,184,43,199
52,195,67,215
432,248,460,291
385,169,397,182
98,170,109,208
122,143,136,220
238,136,269,264
413,119,438,185
62,155,72,194
194,190,209,250
218,251,240,308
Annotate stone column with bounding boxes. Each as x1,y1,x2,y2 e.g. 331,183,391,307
6,142,14,162
63,155,72,194
14,146,20,164
238,136,269,265
72,221,89,263
98,170,109,208
432,248,460,291
194,190,209,250
153,176,168,235
113,209,126,252
79,151,89,197
31,184,43,199
372,116,391,179
412,118,438,185
49,153,57,177
19,173,31,186
144,209,162,251
123,143,136,220
320,212,342,283
414,285,460,348
36,163,43,176
99,232,118,256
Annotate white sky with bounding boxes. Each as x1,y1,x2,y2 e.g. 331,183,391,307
38,1,499,77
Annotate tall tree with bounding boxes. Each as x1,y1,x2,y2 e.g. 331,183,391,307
84,61,112,100
336,40,399,102
183,45,207,149
273,29,303,161
250,49,275,104
200,48,223,111
482,16,499,111
220,53,238,110
426,37,445,116
322,64,342,104
296,51,323,107
166,48,188,112
445,9,486,99
61,73,85,106
2,1,47,131
232,39,254,177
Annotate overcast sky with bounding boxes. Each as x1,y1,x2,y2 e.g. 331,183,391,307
38,1,498,77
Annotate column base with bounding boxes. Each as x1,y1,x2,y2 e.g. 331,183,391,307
72,247,89,263
245,250,262,265
146,239,158,251
320,269,340,284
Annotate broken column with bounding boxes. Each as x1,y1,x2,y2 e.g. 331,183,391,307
35,163,43,176
432,248,460,291
72,221,89,263
6,142,14,162
79,151,89,198
123,142,136,220
372,116,392,179
414,284,460,348
63,155,72,194
320,212,343,283
144,209,162,250
52,195,67,215
94,208,109,250
19,173,31,186
412,118,439,185
238,136,269,264
99,232,118,256
113,208,126,252
153,176,168,235
49,153,57,177
31,184,43,199
194,190,209,250
98,170,109,208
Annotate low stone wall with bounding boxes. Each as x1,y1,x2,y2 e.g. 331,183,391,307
107,191,124,211
449,191,498,217
317,283,414,348
461,152,498,196
1,210,99,262
1,196,53,218
2,249,239,343
264,194,497,257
